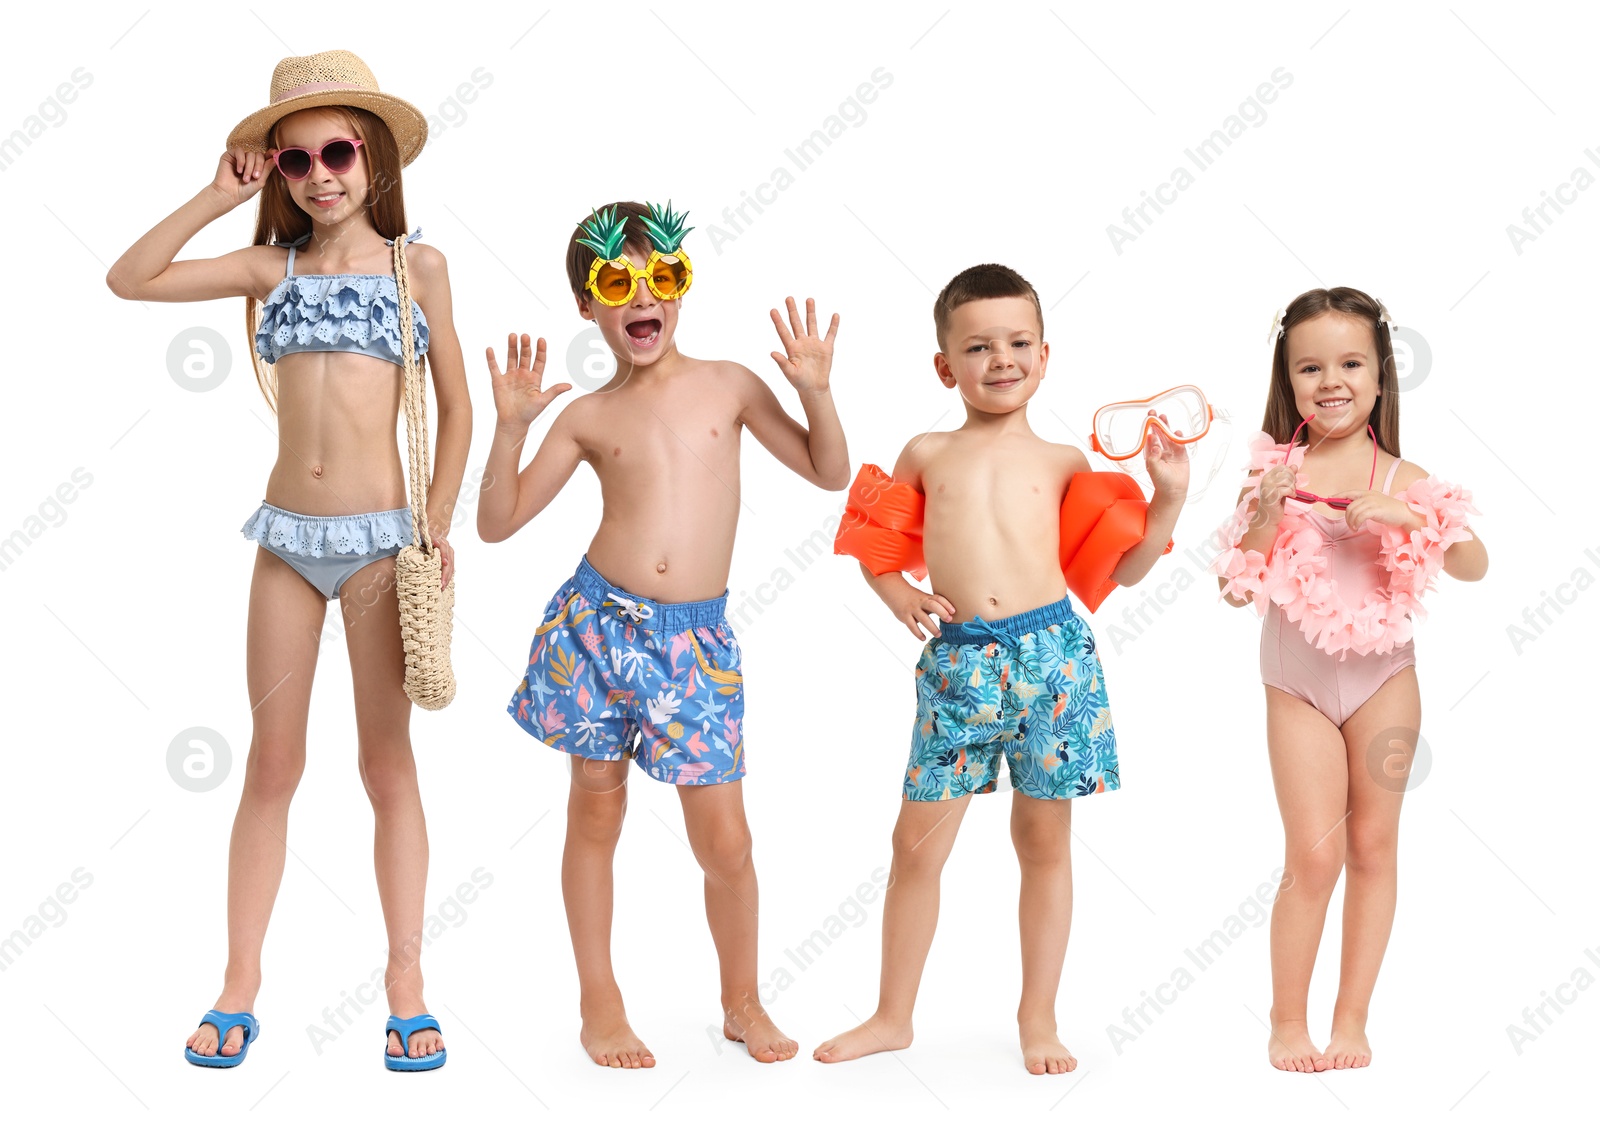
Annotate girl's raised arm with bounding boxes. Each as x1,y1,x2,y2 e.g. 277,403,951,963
106,148,275,303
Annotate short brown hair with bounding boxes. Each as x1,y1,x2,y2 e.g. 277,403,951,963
1265,287,1401,456
933,263,1044,350
565,200,654,301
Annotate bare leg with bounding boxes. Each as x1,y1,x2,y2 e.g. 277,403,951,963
339,559,442,1062
186,549,323,1059
564,758,653,1068
1327,667,1419,1069
678,781,796,1062
1263,686,1349,1073
814,796,972,1062
1012,793,1076,1075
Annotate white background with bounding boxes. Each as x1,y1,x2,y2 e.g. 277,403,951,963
1,3,1591,1118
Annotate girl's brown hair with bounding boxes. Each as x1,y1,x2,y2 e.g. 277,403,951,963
1264,286,1400,457
243,106,415,411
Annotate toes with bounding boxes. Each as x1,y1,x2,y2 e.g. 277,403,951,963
221,1028,243,1056
640,1051,656,1068
388,1031,404,1057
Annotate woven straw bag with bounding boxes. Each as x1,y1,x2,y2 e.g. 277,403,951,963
391,233,457,709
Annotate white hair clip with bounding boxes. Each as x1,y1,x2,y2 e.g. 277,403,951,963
1375,297,1396,332
1267,306,1286,344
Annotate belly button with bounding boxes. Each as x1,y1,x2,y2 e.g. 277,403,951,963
988,596,998,606
656,561,668,573
311,464,323,478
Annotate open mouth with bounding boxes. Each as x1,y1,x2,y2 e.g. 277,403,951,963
309,192,345,209
625,319,661,348
1315,397,1351,408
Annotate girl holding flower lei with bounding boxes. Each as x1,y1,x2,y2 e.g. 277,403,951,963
1212,287,1487,1073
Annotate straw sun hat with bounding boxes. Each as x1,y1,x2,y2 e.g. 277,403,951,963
226,49,429,166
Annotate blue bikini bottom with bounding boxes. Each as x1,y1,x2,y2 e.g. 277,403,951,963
240,501,414,599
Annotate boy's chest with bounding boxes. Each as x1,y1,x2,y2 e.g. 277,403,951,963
577,387,743,468
921,450,1068,517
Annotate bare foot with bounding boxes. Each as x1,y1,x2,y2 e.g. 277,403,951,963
1325,1017,1371,1069
1267,1016,1324,1072
1020,1019,1077,1075
581,1006,656,1069
723,1000,798,1063
813,1014,913,1063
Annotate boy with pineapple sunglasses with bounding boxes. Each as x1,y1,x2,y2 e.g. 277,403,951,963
479,200,850,1067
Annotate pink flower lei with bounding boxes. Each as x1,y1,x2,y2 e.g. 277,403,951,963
1210,432,1478,659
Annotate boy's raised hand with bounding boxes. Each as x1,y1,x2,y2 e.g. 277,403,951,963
486,333,571,429
769,296,840,393
1141,410,1191,497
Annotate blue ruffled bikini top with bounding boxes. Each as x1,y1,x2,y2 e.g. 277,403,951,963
254,227,430,367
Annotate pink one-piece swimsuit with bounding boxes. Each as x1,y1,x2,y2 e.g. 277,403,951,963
1260,458,1414,726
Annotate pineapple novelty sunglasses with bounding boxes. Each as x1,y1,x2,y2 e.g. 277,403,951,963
578,202,694,307
1090,384,1214,461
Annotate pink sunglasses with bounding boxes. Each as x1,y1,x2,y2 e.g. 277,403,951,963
1288,416,1375,510
269,137,364,181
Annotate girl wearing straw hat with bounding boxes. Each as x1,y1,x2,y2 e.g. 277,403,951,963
107,49,470,1071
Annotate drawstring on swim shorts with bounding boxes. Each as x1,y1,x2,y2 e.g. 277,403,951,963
961,616,1046,682
606,593,655,625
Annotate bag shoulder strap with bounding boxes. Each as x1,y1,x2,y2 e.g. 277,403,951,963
392,233,432,551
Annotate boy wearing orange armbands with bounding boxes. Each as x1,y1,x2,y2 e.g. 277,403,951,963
817,264,1186,1074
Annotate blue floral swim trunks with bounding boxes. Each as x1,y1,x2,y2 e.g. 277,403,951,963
507,555,746,785
906,594,1119,801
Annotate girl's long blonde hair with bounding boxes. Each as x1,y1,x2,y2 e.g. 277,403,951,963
244,106,418,411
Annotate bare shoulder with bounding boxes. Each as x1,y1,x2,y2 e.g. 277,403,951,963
242,242,299,300
406,240,448,276
892,430,945,486
549,386,601,429
716,358,765,394
716,359,777,420
1388,456,1431,493
1041,436,1091,476
405,242,449,301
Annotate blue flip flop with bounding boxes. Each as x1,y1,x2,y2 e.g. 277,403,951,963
185,1010,259,1068
385,1014,446,1071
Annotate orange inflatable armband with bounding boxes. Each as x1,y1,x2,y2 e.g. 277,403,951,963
1059,471,1173,612
834,464,1171,612
833,463,927,581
